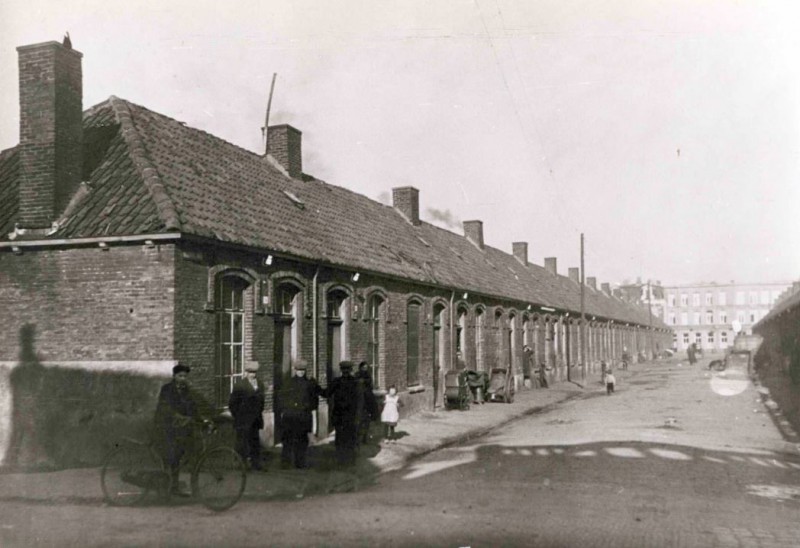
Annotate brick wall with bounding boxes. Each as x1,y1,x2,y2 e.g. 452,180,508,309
0,243,176,467
0,244,175,360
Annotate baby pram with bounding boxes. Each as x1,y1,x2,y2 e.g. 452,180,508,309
444,370,470,410
486,367,515,403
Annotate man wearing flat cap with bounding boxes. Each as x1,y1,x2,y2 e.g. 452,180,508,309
229,362,266,471
155,363,203,495
324,360,365,467
278,359,321,469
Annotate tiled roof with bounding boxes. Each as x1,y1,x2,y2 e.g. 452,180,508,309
754,288,800,329
0,97,667,328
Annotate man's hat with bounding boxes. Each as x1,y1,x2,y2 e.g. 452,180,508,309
245,362,260,372
173,363,191,375
339,360,355,371
293,359,308,371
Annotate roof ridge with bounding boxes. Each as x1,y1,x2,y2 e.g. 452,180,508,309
109,96,182,231
110,96,266,162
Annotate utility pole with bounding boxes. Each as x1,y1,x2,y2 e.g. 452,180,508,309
647,279,653,359
580,233,586,381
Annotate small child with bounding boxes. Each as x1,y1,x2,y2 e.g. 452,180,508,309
381,386,401,443
605,368,616,395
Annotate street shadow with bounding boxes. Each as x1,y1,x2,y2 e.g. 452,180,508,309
393,439,800,505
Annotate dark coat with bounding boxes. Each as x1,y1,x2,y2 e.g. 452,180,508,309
228,376,266,430
278,375,322,433
155,381,198,440
325,374,364,428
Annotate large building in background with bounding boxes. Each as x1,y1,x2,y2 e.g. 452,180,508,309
662,281,791,352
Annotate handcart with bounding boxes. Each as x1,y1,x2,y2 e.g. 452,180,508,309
444,370,471,410
486,367,515,403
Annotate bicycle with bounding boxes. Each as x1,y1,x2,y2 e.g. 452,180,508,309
100,415,247,512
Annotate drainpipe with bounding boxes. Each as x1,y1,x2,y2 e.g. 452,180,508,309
312,266,320,435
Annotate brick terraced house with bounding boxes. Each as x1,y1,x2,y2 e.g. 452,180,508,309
0,39,670,467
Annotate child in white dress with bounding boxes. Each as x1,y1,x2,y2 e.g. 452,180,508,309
381,386,401,443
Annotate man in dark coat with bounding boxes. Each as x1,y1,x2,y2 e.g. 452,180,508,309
325,361,364,467
687,343,697,365
155,363,203,495
228,362,266,471
355,361,378,445
278,359,321,469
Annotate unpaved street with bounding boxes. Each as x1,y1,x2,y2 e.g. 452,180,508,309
2,358,799,547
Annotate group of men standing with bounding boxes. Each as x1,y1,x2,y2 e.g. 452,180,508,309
230,359,377,470
154,358,380,487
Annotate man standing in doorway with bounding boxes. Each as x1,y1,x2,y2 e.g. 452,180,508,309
228,363,266,471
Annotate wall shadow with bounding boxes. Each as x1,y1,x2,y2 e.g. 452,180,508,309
3,324,168,470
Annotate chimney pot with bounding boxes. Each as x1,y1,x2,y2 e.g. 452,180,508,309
17,40,83,228
587,276,597,290
512,242,528,265
392,186,420,225
544,257,557,275
568,267,580,283
266,124,302,179
463,220,484,249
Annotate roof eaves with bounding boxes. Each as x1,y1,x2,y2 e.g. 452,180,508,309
109,96,182,232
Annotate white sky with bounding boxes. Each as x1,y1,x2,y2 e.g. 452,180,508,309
1,0,799,286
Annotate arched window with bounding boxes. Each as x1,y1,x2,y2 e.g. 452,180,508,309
274,282,302,383
326,289,350,382
475,307,485,372
215,274,251,408
456,306,468,364
508,313,517,371
433,302,447,372
366,294,385,387
407,300,422,386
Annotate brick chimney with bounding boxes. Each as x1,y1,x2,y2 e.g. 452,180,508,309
601,282,611,295
17,40,83,229
266,124,302,179
544,257,557,275
568,267,580,283
512,242,528,265
463,220,484,249
587,276,597,290
392,186,420,225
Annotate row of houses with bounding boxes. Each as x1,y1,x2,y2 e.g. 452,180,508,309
0,39,670,467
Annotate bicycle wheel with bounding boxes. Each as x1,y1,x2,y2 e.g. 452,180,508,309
101,441,168,506
191,447,246,512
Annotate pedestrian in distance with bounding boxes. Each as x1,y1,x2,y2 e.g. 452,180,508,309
228,362,266,471
278,359,322,469
381,386,402,444
324,360,364,467
154,363,208,496
605,368,616,395
621,347,631,371
538,362,550,388
687,343,697,365
523,345,535,388
355,361,378,446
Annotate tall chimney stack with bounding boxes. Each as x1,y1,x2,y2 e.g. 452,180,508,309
17,40,83,228
544,257,557,275
587,276,597,290
392,186,420,225
601,282,611,295
463,220,484,249
512,242,528,265
266,124,302,179
568,267,580,283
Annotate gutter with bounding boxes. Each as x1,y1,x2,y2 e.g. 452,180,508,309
1,232,182,249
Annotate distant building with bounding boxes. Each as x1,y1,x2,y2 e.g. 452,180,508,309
615,279,666,321
662,281,792,352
